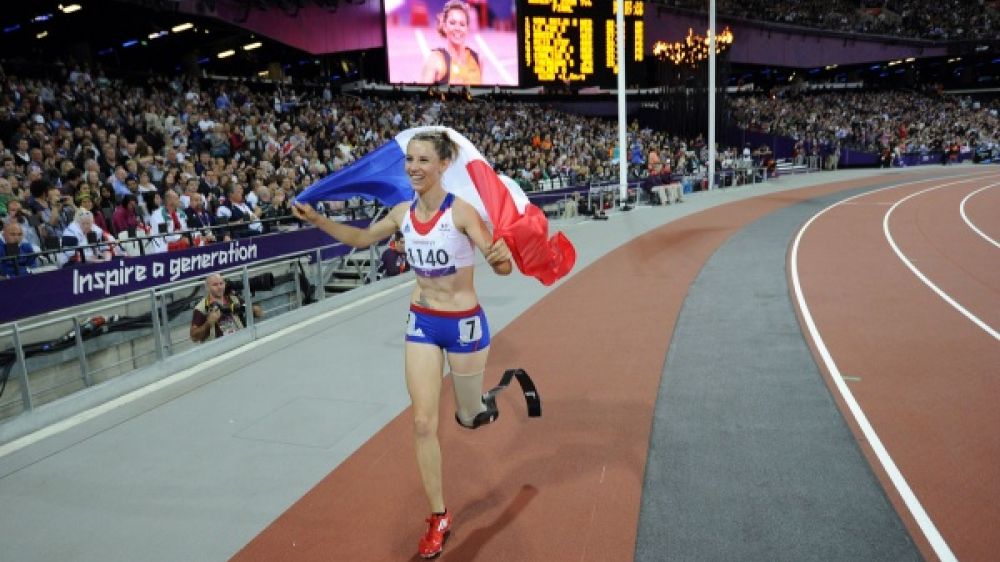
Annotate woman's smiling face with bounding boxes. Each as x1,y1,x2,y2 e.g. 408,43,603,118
405,139,448,194
443,8,468,46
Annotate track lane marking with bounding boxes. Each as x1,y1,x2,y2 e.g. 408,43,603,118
959,184,1000,249
884,180,1000,340
789,172,996,562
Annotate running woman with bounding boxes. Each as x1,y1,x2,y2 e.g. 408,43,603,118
292,129,511,558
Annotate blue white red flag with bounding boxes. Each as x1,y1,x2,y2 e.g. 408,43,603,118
296,126,575,285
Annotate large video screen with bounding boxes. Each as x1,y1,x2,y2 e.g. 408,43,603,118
518,0,645,88
384,0,520,86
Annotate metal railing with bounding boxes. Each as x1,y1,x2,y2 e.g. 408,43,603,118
0,239,364,424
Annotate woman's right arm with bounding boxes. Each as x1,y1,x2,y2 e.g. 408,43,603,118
293,201,406,248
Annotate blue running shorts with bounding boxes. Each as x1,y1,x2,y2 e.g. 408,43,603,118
405,304,491,354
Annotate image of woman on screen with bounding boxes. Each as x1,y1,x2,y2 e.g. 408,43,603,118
420,0,482,86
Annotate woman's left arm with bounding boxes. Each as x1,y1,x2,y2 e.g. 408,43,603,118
454,199,512,276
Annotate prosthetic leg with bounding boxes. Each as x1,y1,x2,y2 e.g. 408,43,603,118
454,368,542,429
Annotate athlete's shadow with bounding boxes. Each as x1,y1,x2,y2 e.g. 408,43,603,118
460,394,652,485
405,485,539,561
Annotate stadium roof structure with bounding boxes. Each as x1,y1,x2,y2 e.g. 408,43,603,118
0,0,346,79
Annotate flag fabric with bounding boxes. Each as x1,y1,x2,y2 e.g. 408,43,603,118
295,126,575,285
294,140,414,207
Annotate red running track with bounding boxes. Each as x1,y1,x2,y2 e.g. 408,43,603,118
230,168,996,561
793,169,1000,562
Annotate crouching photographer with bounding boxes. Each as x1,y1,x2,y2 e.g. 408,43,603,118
190,273,265,343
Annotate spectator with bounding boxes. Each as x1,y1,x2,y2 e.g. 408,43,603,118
148,190,191,253
663,0,997,41
3,199,41,250
179,177,199,209
137,171,158,195
1,220,38,277
60,208,115,266
76,192,110,233
138,190,162,224
112,194,144,236
184,192,218,242
198,169,223,201
378,232,408,278
0,176,13,216
255,186,291,232
109,166,131,201
30,181,75,240
189,273,262,343
216,184,262,237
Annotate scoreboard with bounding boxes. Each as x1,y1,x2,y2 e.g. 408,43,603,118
519,0,645,88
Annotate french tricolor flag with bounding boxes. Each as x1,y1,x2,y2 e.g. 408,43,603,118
296,126,575,285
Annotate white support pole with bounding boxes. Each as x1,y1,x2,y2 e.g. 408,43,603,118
617,0,628,206
707,0,717,190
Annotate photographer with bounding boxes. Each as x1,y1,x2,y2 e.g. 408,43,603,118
189,273,263,343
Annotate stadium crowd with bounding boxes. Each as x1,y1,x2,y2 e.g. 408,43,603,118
0,64,700,257
1,59,998,275
728,90,999,165
663,0,998,41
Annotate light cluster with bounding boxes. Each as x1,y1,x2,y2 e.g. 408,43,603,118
653,26,734,67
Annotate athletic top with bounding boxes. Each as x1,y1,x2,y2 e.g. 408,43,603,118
433,47,481,86
400,193,475,278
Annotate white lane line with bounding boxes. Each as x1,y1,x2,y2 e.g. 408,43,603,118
959,184,1000,249
474,35,516,85
884,182,1000,340
0,280,416,459
789,173,994,562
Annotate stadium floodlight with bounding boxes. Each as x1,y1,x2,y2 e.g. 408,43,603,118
243,42,262,51
172,23,194,33
59,4,82,14
36,31,48,39
217,49,236,59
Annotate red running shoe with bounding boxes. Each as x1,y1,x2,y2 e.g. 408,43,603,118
418,511,452,558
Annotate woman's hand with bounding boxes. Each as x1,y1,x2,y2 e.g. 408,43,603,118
486,237,513,275
292,202,320,224
485,237,510,265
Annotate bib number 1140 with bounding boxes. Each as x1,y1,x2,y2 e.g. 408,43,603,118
408,247,450,267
